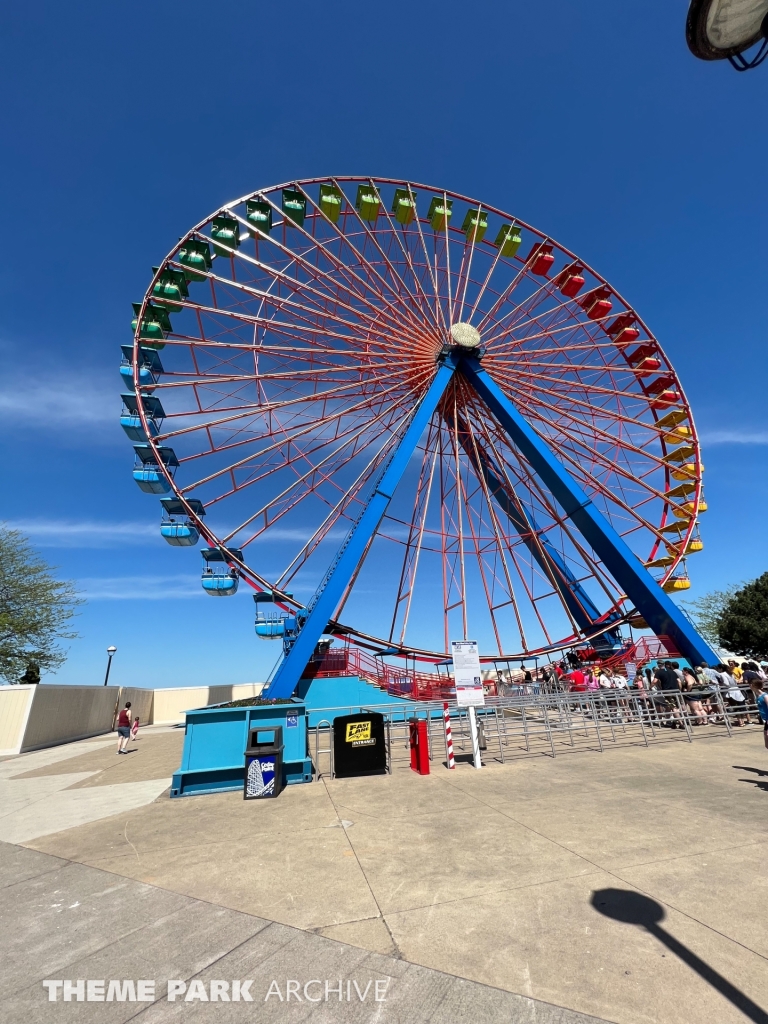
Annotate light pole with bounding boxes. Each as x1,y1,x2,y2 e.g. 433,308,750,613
103,646,117,686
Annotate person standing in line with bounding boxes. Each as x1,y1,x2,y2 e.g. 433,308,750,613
653,661,683,728
681,666,708,725
720,664,750,726
116,701,132,754
757,684,768,750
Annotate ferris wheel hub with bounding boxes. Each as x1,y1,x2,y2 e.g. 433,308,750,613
450,322,481,349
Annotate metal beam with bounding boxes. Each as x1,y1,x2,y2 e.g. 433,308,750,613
453,412,623,651
263,352,459,698
459,355,718,666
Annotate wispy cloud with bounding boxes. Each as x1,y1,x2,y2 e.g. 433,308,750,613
4,519,156,548
3,518,351,550
79,575,204,600
80,574,319,600
0,372,116,429
699,430,768,446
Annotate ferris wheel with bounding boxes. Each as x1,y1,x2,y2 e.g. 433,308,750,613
121,176,716,696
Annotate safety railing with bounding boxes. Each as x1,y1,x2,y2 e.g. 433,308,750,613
306,687,745,781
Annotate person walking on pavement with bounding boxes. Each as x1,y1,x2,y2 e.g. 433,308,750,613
116,701,133,754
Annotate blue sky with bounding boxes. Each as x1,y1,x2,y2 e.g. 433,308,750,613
1,0,765,688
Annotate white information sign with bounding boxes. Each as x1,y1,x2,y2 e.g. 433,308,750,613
451,640,485,707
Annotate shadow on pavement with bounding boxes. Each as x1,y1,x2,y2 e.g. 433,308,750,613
590,888,768,1024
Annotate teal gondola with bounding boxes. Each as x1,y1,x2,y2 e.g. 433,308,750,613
120,345,163,392
132,445,178,494
159,498,205,547
201,546,242,597
253,591,294,639
120,393,165,442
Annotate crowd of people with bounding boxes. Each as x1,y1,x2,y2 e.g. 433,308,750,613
498,657,768,747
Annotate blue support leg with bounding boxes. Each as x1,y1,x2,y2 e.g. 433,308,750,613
263,353,460,699
459,356,718,666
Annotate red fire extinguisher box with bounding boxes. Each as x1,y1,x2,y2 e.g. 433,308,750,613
409,718,430,775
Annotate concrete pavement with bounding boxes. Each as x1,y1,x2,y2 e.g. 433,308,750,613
1,724,766,1023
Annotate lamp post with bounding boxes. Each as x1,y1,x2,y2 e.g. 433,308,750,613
103,646,117,686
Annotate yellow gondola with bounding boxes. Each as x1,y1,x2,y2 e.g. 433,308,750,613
663,444,695,463
656,409,688,430
671,462,702,481
662,425,693,445
663,576,691,593
661,520,688,535
665,481,696,498
646,555,675,568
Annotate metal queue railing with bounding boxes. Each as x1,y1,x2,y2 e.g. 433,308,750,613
307,686,752,781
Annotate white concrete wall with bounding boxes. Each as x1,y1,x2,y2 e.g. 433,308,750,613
20,685,121,753
151,683,264,724
117,687,154,729
0,686,36,756
0,681,266,753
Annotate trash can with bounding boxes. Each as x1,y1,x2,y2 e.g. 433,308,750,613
244,726,284,799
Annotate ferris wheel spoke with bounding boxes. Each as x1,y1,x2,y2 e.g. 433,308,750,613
509,385,686,499
387,419,441,647
466,238,507,324
505,421,672,542
474,249,557,335
472,399,629,609
275,438,400,588
460,389,574,633
166,300,376,353
363,181,448,340
290,185,439,338
180,236,432,355
486,306,591,360
178,366,432,493
325,178,444,338
481,272,589,347
492,363,659,408
250,192,438,347
407,194,450,338
453,228,479,327
224,395,415,548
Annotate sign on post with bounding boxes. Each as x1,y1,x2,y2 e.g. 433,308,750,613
451,640,485,707
451,640,484,770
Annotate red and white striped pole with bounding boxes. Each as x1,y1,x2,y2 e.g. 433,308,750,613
443,702,455,769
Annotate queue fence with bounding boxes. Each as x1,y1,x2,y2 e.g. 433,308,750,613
307,687,745,781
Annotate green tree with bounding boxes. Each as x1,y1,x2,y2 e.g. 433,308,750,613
0,527,82,683
680,584,740,649
716,572,768,661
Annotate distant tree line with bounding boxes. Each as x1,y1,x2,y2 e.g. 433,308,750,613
683,572,768,661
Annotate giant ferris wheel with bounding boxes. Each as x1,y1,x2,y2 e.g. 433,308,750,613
121,176,716,697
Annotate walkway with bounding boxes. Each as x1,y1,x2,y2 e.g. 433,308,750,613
1,726,767,1023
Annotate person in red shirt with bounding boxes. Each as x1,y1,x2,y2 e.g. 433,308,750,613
568,668,587,693
116,701,132,754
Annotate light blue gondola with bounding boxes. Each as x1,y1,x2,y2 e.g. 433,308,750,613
201,547,243,597
161,523,199,545
120,393,165,442
159,498,205,547
132,444,178,494
253,591,294,638
202,573,239,596
120,346,164,392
